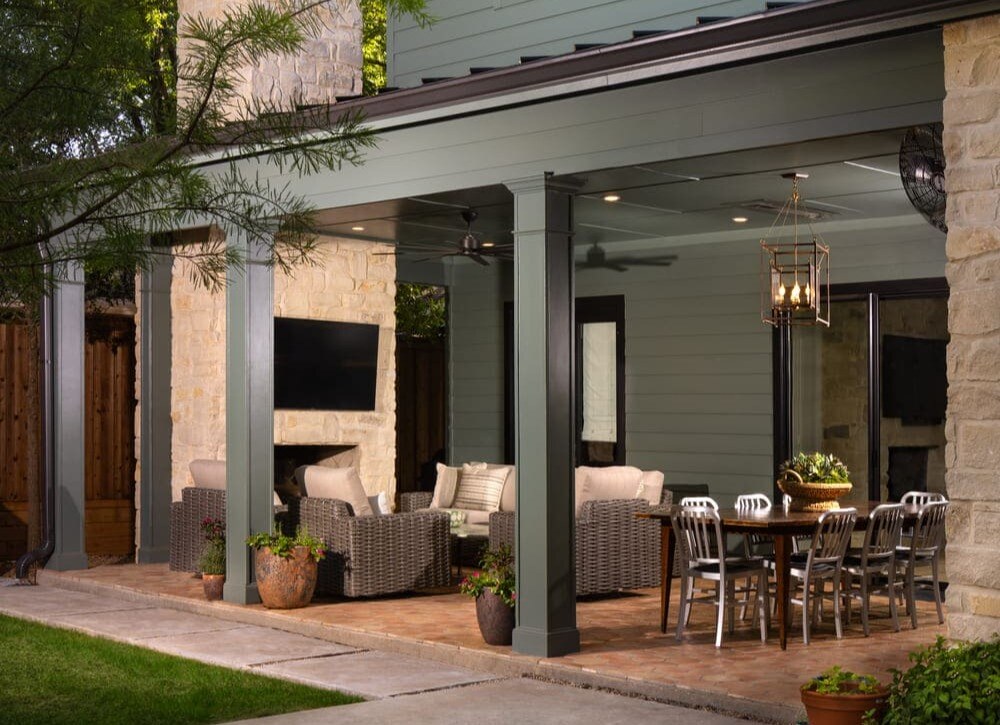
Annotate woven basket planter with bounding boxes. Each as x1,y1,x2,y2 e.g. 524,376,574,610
778,469,852,512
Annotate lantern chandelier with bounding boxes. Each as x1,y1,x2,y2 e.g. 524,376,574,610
760,173,830,327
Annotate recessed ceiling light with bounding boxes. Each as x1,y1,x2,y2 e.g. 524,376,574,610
732,216,749,223
603,193,621,203
481,241,495,248
351,225,365,232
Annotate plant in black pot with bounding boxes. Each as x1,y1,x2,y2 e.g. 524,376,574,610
460,545,515,646
800,666,888,725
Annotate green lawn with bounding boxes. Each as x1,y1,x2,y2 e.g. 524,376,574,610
0,614,361,724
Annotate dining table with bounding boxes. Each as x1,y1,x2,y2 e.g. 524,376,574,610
639,501,921,650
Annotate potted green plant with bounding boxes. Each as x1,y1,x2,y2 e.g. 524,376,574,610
246,524,325,609
779,451,853,511
460,545,516,646
801,666,888,725
881,635,1000,724
197,517,226,601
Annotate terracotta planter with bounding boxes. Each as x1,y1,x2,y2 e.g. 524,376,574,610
778,469,853,512
254,545,317,609
801,684,888,725
202,573,225,601
475,590,514,646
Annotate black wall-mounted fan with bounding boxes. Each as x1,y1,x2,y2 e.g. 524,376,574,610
900,124,947,234
576,243,677,272
379,209,512,265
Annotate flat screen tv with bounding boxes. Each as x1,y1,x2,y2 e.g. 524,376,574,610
882,334,947,425
274,317,379,411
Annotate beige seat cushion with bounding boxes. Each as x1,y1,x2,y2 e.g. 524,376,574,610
452,465,508,512
637,470,665,506
574,465,644,516
190,459,280,505
296,465,374,517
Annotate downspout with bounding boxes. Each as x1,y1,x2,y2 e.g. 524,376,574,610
11,292,55,582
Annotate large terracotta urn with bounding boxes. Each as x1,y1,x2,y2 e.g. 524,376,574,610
254,545,317,609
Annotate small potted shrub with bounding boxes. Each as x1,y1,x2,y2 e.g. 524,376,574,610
800,666,888,725
779,452,853,511
460,545,515,646
881,635,1000,724
246,524,325,609
197,517,226,601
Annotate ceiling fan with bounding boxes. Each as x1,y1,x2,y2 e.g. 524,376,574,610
576,243,677,272
378,209,512,266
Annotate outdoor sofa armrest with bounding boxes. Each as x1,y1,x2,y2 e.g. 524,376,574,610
400,491,433,512
489,510,515,552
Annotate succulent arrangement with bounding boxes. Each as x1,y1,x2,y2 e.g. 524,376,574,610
246,524,326,562
781,451,851,484
803,665,882,695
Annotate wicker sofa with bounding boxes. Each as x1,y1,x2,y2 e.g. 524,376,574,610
489,487,671,596
289,496,450,597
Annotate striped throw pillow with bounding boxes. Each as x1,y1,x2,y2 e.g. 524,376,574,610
451,467,508,512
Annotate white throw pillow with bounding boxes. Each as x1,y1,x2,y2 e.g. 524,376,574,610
637,470,665,507
296,465,374,517
574,465,644,516
430,463,461,509
367,492,393,515
452,466,508,512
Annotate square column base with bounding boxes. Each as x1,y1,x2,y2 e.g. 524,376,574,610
513,625,581,657
45,552,89,571
223,581,261,605
136,547,170,565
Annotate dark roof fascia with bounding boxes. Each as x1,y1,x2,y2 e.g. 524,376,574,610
305,0,998,127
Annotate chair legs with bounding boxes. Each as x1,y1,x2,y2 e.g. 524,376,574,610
931,557,944,624
715,581,726,648
677,571,769,648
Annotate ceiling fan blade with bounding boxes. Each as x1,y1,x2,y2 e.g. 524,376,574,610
607,263,629,272
613,257,675,267
413,253,455,263
467,253,490,266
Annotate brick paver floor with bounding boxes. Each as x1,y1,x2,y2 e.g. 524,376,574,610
43,563,946,716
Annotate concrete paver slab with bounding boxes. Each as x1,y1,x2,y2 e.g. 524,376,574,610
256,650,498,699
0,585,152,619
229,677,750,724
52,606,245,642
144,624,356,667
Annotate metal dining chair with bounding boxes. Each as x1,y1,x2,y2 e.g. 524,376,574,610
671,506,770,647
895,500,949,627
789,507,857,645
734,494,773,620
843,503,905,636
899,490,947,546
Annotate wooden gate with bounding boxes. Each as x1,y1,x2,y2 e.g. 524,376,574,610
0,314,136,562
395,336,447,496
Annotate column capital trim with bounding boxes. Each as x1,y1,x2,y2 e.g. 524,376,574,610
504,173,582,196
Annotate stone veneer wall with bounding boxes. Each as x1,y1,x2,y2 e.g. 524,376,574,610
177,0,362,107
167,237,397,501
942,14,1000,640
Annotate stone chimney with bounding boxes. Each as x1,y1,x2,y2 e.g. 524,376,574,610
177,0,362,110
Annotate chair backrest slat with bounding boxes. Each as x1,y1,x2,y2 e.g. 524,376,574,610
910,500,948,554
671,506,723,568
680,496,719,510
807,508,857,568
900,491,947,506
862,503,905,565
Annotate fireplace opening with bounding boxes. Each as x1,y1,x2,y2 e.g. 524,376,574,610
274,444,359,500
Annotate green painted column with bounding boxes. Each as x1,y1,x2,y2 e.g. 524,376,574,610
505,174,580,657
136,249,172,564
224,231,275,604
48,260,88,571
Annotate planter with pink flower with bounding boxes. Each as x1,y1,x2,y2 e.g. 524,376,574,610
460,545,516,646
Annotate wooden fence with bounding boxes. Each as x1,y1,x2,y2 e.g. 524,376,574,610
0,314,136,561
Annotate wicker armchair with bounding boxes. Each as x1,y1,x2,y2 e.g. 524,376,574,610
289,497,450,598
400,491,433,512
489,489,672,596
169,488,226,573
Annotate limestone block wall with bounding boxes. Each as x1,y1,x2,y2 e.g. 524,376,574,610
167,237,397,502
943,14,1000,640
177,0,362,108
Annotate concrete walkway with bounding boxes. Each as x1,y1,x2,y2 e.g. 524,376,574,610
0,582,754,724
